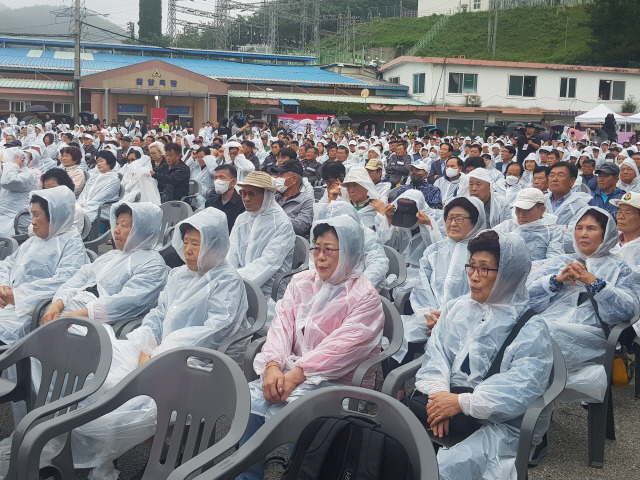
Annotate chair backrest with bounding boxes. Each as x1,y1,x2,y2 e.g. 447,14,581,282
293,235,310,269
243,279,267,332
380,296,403,355
114,348,250,479
187,386,438,480
13,209,30,235
85,249,98,263
83,170,90,182
188,179,200,196
383,246,407,286
388,186,402,203
0,317,112,412
159,242,185,269
0,236,19,261
80,214,92,240
578,183,591,194
313,186,325,201
159,201,192,244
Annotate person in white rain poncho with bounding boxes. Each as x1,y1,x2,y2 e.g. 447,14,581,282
185,152,216,209
42,202,168,326
0,148,38,236
70,208,252,480
411,230,553,480
224,140,255,184
0,187,87,344
237,215,384,480
374,189,442,297
463,167,509,228
392,196,486,365
494,188,565,261
617,158,640,193
338,166,382,230
527,207,639,402
433,156,464,205
73,150,121,231
611,192,640,290
119,150,161,205
314,201,388,289
227,171,295,325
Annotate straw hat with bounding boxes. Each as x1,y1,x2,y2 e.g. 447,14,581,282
237,171,276,192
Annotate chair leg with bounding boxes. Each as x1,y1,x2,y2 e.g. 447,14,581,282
634,342,640,399
605,387,615,441
587,394,608,468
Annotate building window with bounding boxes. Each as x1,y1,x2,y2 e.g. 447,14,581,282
508,75,537,97
448,73,478,94
413,73,425,94
598,80,625,101
473,0,481,9
53,103,73,115
388,76,400,84
9,101,30,112
559,77,577,98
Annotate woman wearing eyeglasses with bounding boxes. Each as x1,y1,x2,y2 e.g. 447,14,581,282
391,196,486,368
527,206,639,404
410,230,553,479
237,215,385,480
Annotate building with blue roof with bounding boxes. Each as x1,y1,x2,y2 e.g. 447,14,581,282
0,38,425,127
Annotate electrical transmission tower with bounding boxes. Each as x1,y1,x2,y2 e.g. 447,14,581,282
267,0,278,53
487,0,499,59
167,0,177,39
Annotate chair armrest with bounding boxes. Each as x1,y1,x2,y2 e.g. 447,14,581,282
514,395,547,479
218,319,265,355
352,330,404,389
84,231,112,253
394,290,412,315
381,357,423,397
270,267,305,302
117,318,144,339
112,316,145,338
243,337,267,382
604,321,631,384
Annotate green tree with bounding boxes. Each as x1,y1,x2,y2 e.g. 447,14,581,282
587,0,640,66
138,0,163,44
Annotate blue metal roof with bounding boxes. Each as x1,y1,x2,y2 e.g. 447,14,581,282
0,37,317,63
0,47,372,88
280,99,300,105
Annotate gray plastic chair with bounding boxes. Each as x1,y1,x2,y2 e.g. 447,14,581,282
388,185,402,202
12,209,30,235
578,183,592,194
0,317,112,480
379,246,407,300
85,184,125,253
181,179,201,206
218,279,268,356
0,236,19,260
173,386,439,480
80,214,92,240
15,348,250,480
563,313,639,467
159,201,193,245
382,339,566,480
85,248,99,263
394,289,413,315
313,186,325,202
29,298,53,333
270,235,310,301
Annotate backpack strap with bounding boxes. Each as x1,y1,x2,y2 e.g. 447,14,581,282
484,308,537,380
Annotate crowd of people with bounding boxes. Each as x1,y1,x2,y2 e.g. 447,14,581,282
0,114,639,479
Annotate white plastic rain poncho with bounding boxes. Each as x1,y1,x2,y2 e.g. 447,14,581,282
185,154,216,208
227,188,295,323
374,189,442,296
313,201,388,289
341,166,382,230
54,202,168,324
415,232,553,480
527,207,639,401
248,215,385,420
119,155,161,205
617,158,640,193
543,190,591,253
223,141,255,184
26,148,56,177
393,197,486,362
433,174,462,205
0,187,87,344
459,168,510,227
74,169,120,228
69,209,252,478
0,148,38,236
494,211,565,261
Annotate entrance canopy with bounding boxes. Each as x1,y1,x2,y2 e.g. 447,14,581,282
574,104,624,123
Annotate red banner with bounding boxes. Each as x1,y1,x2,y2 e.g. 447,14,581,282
278,114,334,137
152,108,167,129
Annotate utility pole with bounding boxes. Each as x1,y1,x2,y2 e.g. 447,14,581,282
74,0,81,123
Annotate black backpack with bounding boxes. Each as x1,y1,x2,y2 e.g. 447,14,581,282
282,416,413,480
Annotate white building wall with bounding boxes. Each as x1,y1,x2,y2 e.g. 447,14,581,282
417,0,489,16
382,61,640,113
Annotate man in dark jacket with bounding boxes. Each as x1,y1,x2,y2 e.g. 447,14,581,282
300,146,322,184
261,140,283,174
385,141,412,185
205,163,245,231
242,140,261,170
151,143,190,201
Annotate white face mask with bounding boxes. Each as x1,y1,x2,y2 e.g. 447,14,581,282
505,175,520,186
273,177,288,193
214,179,231,194
445,167,459,178
429,152,437,158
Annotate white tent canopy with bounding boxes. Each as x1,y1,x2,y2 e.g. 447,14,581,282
575,104,625,123
623,112,640,124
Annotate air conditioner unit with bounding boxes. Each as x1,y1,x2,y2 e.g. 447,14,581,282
466,95,480,106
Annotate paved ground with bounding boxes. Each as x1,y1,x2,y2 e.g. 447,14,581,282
0,372,636,479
